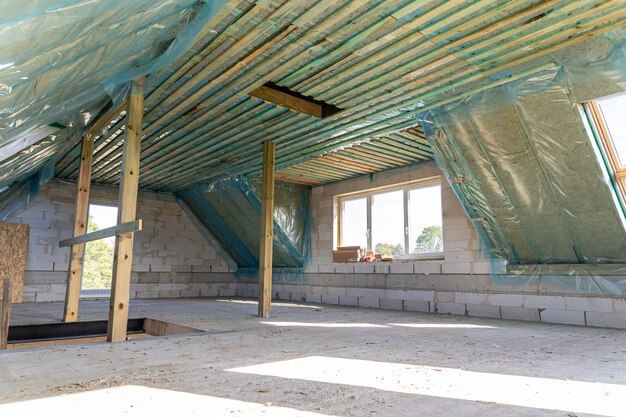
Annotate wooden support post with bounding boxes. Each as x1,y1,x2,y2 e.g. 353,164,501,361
107,77,145,342
63,134,94,322
1,278,12,350
258,141,275,318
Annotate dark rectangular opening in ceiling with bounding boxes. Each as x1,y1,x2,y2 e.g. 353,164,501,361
249,82,342,118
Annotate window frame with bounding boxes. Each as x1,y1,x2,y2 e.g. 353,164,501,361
583,98,626,207
79,201,119,298
337,177,444,260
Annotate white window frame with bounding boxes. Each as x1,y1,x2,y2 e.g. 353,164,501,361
79,200,118,298
337,177,444,260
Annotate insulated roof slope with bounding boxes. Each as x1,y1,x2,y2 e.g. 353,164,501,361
0,0,216,188
422,34,626,266
50,0,626,191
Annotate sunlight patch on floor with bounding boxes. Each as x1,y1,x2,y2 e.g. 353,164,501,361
0,385,337,417
228,356,626,417
260,321,496,329
261,321,389,328
216,299,322,309
388,323,497,329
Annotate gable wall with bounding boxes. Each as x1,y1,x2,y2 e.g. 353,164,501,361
6,180,236,302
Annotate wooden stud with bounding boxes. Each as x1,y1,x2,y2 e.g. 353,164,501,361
258,141,275,318
63,134,94,322
107,77,145,342
1,278,12,350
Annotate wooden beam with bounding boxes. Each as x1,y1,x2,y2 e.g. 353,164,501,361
107,77,145,342
258,141,275,318
59,220,142,247
1,278,12,350
250,85,323,118
63,134,94,322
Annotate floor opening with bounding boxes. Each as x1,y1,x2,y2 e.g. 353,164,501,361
5,318,203,350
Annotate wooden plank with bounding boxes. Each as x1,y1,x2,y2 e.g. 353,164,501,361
0,223,28,304
63,134,94,322
250,85,323,118
107,77,145,342
0,278,11,350
258,141,275,318
59,220,142,247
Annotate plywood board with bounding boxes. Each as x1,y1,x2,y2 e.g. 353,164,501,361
0,223,29,303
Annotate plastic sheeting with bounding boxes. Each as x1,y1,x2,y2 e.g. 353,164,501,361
0,0,227,225
0,0,225,191
0,156,54,221
417,32,626,295
248,177,312,256
3,0,192,142
177,175,312,281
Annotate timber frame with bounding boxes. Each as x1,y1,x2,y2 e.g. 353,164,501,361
61,77,145,343
258,141,275,318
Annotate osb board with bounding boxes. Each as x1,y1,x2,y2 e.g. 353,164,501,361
0,223,29,303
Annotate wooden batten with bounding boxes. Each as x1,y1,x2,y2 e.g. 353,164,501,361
258,141,275,318
63,134,94,322
107,77,145,342
0,278,12,350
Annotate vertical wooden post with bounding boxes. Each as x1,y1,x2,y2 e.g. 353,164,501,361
258,141,275,318
63,134,94,322
1,278,12,350
107,77,145,342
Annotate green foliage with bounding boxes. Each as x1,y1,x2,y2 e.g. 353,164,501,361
82,215,114,289
375,242,404,256
414,225,443,253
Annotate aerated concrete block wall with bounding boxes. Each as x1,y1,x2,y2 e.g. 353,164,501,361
7,180,236,302
237,161,626,329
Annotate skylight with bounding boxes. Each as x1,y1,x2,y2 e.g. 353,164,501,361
584,91,626,207
596,93,626,165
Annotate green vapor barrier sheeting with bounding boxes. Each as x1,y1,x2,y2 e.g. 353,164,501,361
0,157,54,220
417,32,626,295
177,176,312,281
0,0,226,191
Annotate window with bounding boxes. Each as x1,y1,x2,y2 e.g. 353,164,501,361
81,204,118,292
338,179,443,259
340,197,367,249
584,92,626,204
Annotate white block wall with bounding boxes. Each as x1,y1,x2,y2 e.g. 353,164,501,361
234,160,626,330
7,180,236,302
236,280,626,329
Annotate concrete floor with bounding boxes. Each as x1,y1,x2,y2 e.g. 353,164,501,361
0,298,625,417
